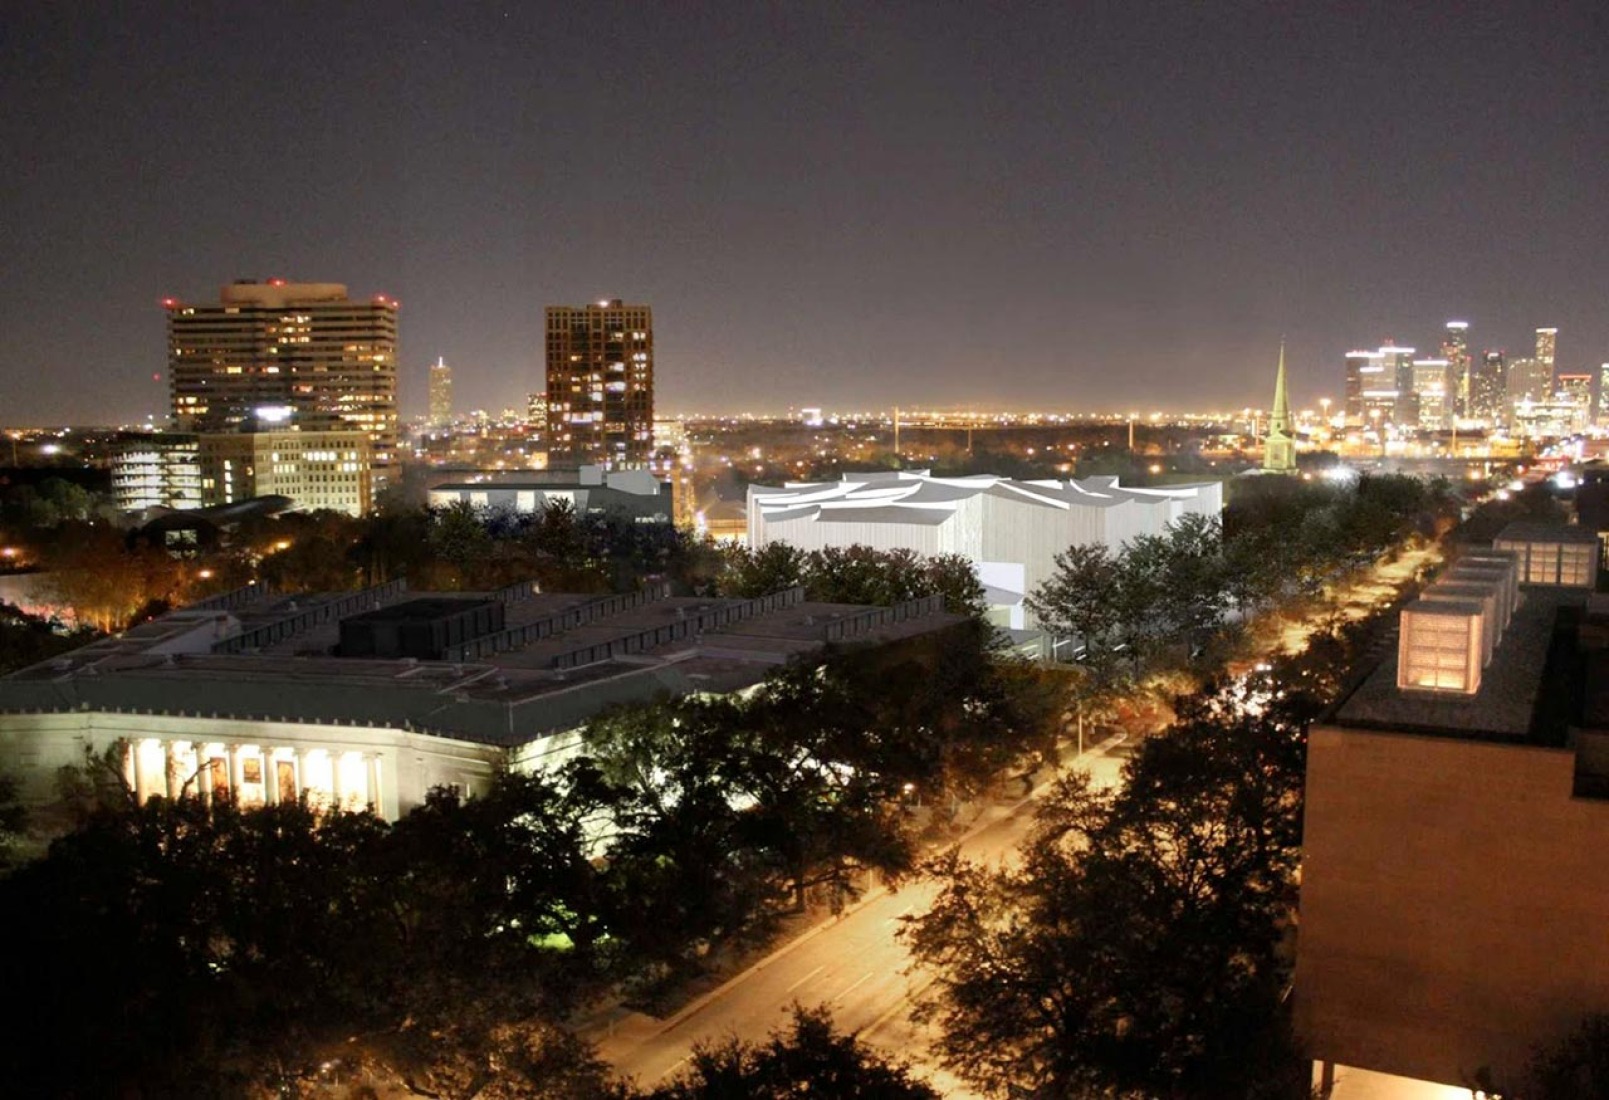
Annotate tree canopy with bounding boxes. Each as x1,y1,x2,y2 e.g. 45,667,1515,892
903,672,1317,1099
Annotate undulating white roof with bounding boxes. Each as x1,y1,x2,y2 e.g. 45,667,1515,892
750,470,1217,524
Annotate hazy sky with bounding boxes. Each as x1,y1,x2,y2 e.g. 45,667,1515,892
3,1,1606,423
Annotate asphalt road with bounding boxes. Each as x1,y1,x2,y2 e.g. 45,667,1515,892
595,735,1132,1092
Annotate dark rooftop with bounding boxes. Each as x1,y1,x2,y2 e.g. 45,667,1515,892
342,597,497,625
1494,521,1601,544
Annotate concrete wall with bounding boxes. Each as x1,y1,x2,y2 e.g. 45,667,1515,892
754,512,948,559
1297,726,1609,1087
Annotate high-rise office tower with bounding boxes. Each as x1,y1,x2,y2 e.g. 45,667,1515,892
165,280,399,485
1468,351,1506,424
1262,343,1296,474
1557,373,1592,428
1440,321,1472,417
1345,344,1415,427
1535,327,1558,379
1598,365,1609,428
1344,350,1386,425
1411,358,1452,430
545,298,653,468
1506,357,1553,410
428,356,453,427
1382,344,1418,427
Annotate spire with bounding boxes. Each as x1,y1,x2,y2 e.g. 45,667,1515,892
1263,341,1297,474
1270,340,1292,435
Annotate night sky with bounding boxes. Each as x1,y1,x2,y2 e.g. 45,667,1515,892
3,1,1606,424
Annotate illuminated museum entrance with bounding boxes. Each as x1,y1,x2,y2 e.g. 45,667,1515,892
124,738,382,813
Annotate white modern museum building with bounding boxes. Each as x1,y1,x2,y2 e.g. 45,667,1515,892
748,470,1224,628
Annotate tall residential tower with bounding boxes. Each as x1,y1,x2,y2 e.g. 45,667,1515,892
545,298,653,468
428,356,453,427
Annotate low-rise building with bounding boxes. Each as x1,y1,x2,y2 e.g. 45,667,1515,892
199,429,373,516
427,465,673,523
1297,524,1609,1097
110,432,202,512
0,579,961,831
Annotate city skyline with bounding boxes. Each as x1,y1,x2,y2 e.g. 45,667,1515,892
3,3,1606,423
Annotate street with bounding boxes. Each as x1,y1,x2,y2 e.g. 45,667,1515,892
594,736,1132,1093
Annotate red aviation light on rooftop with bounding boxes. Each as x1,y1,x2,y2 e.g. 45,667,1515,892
267,278,286,286
161,297,177,308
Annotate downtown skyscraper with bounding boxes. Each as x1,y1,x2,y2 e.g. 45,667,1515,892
164,280,399,483
1439,321,1471,416
1535,326,1558,379
545,298,654,468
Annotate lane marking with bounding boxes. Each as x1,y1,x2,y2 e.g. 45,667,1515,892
862,972,939,1040
834,971,874,1003
785,964,825,993
884,903,914,926
659,1055,690,1081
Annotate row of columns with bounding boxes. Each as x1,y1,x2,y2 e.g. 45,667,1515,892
125,738,384,816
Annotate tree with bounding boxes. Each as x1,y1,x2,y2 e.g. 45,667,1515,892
0,599,98,675
1152,512,1231,649
729,677,916,911
384,771,613,1010
44,523,192,631
903,691,1311,1099
0,791,397,1094
642,1005,939,1100
0,775,24,871
923,552,988,619
722,541,809,598
806,545,927,605
429,500,497,589
525,498,610,592
1520,1014,1609,1100
1026,542,1121,659
584,699,783,982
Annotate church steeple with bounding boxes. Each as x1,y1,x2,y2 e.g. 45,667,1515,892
1263,341,1297,474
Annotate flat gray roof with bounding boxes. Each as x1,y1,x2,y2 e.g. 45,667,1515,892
1495,521,1601,544
0,583,964,747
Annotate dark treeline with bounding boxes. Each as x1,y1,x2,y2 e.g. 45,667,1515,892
3,495,992,637
1027,475,1463,731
